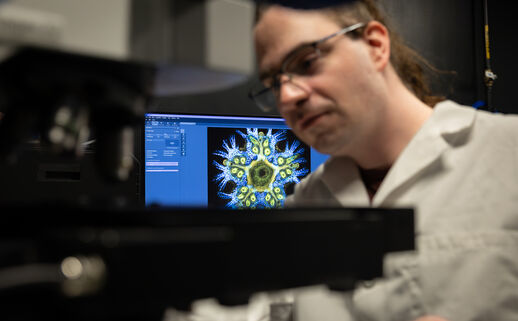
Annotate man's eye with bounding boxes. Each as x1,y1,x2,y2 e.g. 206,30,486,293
298,55,319,72
285,48,320,75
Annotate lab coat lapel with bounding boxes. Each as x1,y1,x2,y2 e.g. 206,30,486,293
372,101,477,206
321,156,371,206
371,131,449,206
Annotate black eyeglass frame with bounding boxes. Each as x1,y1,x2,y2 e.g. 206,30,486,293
249,22,367,112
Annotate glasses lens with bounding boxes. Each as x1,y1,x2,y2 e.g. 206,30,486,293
283,45,320,76
249,82,277,112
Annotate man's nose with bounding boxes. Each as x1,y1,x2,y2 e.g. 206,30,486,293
277,75,310,110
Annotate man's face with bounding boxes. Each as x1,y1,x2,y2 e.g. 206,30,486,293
254,6,387,157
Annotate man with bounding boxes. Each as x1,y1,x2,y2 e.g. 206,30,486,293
249,0,518,320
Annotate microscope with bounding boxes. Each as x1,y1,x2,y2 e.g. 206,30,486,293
0,46,155,183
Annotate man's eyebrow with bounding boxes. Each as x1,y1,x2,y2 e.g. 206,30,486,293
259,40,316,81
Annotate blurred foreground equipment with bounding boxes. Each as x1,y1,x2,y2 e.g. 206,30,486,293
0,47,155,182
0,205,414,321
0,0,257,186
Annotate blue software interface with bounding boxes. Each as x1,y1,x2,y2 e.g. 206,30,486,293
144,113,329,209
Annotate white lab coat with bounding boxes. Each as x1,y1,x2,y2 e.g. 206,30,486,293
286,100,518,321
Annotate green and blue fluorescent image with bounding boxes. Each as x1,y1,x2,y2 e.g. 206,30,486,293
208,128,310,209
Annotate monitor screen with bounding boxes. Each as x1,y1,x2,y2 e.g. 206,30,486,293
144,113,329,208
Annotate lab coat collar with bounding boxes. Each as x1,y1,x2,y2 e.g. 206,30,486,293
321,156,371,206
372,100,477,206
320,101,477,207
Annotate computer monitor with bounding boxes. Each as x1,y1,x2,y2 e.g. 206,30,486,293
144,113,329,208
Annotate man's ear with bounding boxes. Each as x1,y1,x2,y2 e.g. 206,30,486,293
363,21,390,71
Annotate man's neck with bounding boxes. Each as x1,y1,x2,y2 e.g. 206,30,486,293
353,86,434,170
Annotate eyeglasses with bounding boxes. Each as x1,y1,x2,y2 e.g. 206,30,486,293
248,22,366,112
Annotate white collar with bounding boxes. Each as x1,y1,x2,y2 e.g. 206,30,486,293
320,100,477,206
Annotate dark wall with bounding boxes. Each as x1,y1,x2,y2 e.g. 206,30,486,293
383,0,515,114
487,1,517,114
383,0,482,106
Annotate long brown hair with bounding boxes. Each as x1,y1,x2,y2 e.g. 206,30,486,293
255,0,446,107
